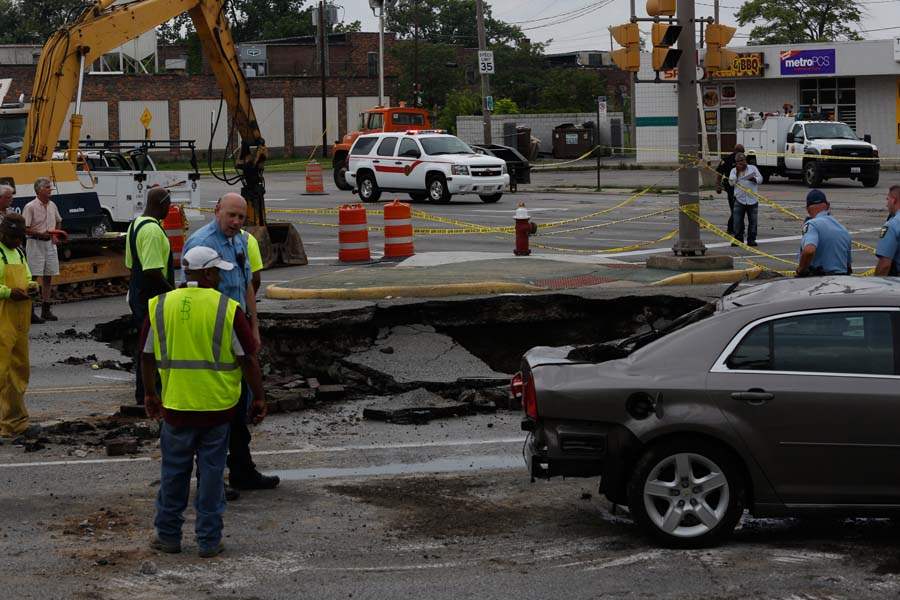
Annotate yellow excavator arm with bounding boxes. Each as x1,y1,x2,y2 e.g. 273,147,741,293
22,0,270,224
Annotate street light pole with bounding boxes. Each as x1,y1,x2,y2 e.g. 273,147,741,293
378,4,385,105
413,0,420,106
475,0,492,144
672,0,706,256
320,0,328,159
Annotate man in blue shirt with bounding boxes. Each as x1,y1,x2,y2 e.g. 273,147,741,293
182,192,278,496
875,185,900,276
796,189,852,277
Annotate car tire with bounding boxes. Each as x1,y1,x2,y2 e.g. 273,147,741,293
803,161,822,187
333,161,353,191
626,438,745,549
409,193,428,203
427,175,451,203
357,171,382,203
479,193,503,203
862,174,879,188
91,212,113,238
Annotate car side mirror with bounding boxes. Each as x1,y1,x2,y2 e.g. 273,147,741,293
786,133,795,144
864,134,872,143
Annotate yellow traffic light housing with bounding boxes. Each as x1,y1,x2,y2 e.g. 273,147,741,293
646,0,676,17
705,23,737,72
651,22,682,71
610,23,641,73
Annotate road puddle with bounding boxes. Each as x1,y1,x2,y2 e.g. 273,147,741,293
272,453,523,481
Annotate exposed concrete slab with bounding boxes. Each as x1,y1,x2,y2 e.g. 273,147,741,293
362,388,473,424
345,324,510,385
397,251,630,268
646,254,734,272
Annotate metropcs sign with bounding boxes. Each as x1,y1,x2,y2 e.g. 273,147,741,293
780,49,835,76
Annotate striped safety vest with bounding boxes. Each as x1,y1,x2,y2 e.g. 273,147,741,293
148,286,242,412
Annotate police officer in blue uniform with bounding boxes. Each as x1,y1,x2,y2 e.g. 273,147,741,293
796,189,852,277
874,185,900,276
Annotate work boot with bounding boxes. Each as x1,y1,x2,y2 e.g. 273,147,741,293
230,469,280,490
30,310,44,324
150,534,182,554
225,484,240,502
198,542,224,558
41,302,58,322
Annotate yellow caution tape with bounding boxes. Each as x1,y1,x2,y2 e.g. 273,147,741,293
531,228,679,255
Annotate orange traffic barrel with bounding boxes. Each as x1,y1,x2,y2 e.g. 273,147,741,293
383,199,414,258
338,203,370,262
304,160,326,194
162,203,187,268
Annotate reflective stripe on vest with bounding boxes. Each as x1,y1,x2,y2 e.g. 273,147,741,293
150,288,241,412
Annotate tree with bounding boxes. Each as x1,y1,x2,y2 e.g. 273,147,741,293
492,98,518,115
435,89,480,133
537,69,606,113
389,41,464,108
386,0,524,47
735,0,862,44
0,0,84,44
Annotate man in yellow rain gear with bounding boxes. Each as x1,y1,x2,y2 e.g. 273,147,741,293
0,213,41,441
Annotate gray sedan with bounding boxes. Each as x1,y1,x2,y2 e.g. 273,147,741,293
518,276,900,547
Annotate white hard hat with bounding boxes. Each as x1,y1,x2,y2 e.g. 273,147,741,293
183,246,235,271
514,206,530,219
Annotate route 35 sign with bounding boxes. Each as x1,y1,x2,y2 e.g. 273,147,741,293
478,50,495,75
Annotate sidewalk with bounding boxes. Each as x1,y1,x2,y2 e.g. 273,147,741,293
267,252,757,300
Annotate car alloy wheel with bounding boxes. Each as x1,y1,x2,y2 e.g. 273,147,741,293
429,179,445,202
643,452,729,539
358,173,381,203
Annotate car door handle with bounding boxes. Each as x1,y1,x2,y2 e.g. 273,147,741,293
373,160,380,164
730,389,774,405
394,161,403,165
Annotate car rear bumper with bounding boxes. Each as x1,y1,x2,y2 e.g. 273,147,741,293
523,418,637,480
447,174,509,195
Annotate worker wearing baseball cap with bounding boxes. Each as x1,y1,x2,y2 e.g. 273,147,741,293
796,189,852,277
0,213,41,440
141,245,266,558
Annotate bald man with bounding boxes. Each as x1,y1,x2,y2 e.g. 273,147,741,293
182,193,274,497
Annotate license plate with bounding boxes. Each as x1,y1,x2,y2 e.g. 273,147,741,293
851,167,861,174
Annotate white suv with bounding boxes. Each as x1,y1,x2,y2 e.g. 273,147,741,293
346,131,509,203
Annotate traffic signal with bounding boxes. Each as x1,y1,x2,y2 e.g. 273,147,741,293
646,0,676,17
651,22,682,71
610,23,640,72
705,23,738,72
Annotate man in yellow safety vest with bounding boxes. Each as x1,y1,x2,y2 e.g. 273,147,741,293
141,245,267,558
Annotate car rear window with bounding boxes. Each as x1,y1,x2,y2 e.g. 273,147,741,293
727,311,895,375
351,136,378,155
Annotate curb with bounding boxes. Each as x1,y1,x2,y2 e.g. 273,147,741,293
266,280,543,300
651,267,764,286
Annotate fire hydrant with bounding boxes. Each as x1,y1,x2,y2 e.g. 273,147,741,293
514,203,532,256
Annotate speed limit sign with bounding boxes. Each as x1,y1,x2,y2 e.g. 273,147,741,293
478,50,495,75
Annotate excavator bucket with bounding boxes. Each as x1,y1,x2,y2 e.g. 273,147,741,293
245,223,308,269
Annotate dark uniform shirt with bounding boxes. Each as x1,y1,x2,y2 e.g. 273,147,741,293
875,212,900,275
800,212,852,275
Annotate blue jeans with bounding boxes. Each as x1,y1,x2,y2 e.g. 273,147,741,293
732,202,758,243
155,421,230,551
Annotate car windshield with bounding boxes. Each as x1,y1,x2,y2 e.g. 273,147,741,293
805,123,858,140
420,136,474,156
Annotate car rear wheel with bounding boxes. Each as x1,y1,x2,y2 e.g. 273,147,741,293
427,175,451,203
333,160,353,191
479,193,503,203
357,172,381,203
627,439,744,548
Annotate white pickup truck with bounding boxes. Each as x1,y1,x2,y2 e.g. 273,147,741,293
736,112,879,188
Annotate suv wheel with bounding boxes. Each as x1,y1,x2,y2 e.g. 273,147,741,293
627,438,745,548
803,161,822,187
357,172,382,203
427,175,451,203
862,174,879,188
333,160,353,191
479,193,502,203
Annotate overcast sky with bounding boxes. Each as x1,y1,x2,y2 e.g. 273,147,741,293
338,0,900,54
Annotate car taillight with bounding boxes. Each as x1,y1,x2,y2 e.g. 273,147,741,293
518,369,538,419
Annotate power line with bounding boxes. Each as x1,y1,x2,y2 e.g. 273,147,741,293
506,1,608,25
519,0,617,31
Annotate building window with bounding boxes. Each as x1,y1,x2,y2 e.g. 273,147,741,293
367,52,377,78
797,78,856,130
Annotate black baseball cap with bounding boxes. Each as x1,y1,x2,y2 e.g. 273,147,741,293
806,189,828,206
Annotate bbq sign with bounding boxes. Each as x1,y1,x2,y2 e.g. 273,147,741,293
780,49,835,75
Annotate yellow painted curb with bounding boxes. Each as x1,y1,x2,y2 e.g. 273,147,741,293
265,281,543,300
652,267,764,286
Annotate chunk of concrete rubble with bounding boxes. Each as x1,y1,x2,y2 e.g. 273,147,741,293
346,325,509,385
105,437,139,457
363,388,473,424
457,388,506,413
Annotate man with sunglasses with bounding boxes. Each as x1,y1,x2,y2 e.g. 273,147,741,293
125,187,176,406
182,193,275,498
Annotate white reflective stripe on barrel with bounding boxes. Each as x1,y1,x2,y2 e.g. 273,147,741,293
385,237,413,244
384,218,412,226
339,224,368,232
339,242,371,250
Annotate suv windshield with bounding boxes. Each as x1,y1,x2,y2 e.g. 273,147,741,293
420,136,474,156
805,123,858,140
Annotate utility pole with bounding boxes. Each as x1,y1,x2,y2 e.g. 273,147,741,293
475,0,492,144
319,0,328,158
672,0,705,256
378,3,385,105
413,0,420,106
